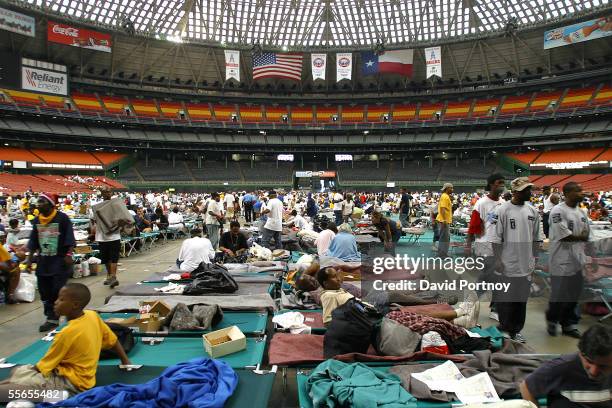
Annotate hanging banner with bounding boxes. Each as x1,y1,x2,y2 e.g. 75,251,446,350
336,52,352,82
224,50,240,81
311,53,326,81
544,17,612,49
47,21,112,53
425,46,442,79
0,6,35,37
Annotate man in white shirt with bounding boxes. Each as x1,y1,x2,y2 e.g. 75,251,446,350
491,177,541,343
287,209,309,230
224,192,236,220
91,189,124,289
167,207,185,233
466,173,506,321
332,190,344,225
342,194,355,224
206,193,223,249
542,186,560,238
177,228,215,273
261,190,284,250
546,182,590,339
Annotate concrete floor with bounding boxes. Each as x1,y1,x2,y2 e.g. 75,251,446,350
0,237,599,407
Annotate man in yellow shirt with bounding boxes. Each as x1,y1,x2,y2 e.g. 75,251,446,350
0,283,131,395
0,232,20,304
436,183,454,257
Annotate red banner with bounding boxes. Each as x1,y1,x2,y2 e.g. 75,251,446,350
47,21,111,53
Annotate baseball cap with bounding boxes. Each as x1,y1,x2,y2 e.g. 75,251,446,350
39,193,59,206
511,177,534,192
441,183,453,191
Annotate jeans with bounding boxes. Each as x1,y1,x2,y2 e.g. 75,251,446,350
244,203,254,223
37,273,70,322
334,210,343,225
546,273,584,330
206,223,220,249
495,275,531,335
263,228,282,250
399,212,409,228
437,223,450,257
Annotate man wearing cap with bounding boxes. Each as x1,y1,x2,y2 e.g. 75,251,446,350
26,193,76,332
261,190,284,250
491,177,541,343
436,183,454,257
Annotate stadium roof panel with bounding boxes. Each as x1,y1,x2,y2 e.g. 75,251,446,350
20,0,605,47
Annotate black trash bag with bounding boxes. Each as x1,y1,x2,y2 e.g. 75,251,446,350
323,298,383,359
100,323,134,359
184,264,239,294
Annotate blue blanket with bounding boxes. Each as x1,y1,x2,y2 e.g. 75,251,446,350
39,358,238,408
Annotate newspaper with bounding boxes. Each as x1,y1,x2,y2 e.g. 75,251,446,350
411,361,501,404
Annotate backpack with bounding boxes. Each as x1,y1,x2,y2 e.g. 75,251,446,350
323,298,382,358
100,323,135,359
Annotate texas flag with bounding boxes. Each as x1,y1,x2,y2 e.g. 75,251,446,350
361,49,414,77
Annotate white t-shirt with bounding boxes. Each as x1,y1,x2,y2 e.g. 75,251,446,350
472,195,503,257
315,229,336,257
178,237,215,272
342,200,355,217
290,214,309,230
491,201,541,277
206,200,221,225
543,195,554,214
549,202,590,277
264,198,284,232
168,212,184,225
333,193,343,211
224,194,235,209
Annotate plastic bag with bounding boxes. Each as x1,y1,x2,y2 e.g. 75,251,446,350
88,257,102,264
420,331,449,355
14,273,36,303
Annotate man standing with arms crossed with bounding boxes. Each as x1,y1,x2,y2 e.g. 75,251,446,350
491,177,541,343
546,182,590,339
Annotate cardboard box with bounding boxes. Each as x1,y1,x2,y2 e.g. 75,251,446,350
203,326,246,358
106,316,162,333
138,301,171,317
74,245,92,254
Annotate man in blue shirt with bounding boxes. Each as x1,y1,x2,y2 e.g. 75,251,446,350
242,192,255,223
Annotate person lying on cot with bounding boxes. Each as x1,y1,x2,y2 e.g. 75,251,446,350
0,283,132,396
316,267,475,327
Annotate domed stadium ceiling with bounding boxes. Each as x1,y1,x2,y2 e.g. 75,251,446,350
16,0,608,48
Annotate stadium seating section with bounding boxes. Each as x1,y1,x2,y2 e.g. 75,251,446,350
0,148,126,166
0,173,125,194
1,82,608,125
507,148,607,165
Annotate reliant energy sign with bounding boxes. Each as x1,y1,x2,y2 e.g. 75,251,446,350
21,59,68,96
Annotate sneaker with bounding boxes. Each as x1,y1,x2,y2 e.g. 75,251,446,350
511,333,527,343
488,311,499,321
107,276,119,289
39,321,59,333
562,329,581,339
547,321,558,336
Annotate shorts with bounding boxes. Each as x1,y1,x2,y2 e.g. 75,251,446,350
98,240,120,264
5,364,79,395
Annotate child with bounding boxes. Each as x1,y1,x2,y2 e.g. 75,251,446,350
6,219,21,251
0,283,131,395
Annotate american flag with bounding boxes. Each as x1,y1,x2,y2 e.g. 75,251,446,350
252,52,303,81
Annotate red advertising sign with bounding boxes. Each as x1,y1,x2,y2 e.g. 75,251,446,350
47,21,111,53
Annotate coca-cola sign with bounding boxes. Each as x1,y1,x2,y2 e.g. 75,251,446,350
47,21,111,53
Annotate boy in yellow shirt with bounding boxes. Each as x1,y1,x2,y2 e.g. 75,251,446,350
0,283,131,395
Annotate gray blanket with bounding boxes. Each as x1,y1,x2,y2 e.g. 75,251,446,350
96,294,276,312
114,282,272,297
144,271,279,284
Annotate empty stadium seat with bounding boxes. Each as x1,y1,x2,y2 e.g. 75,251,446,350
213,104,236,121
559,87,596,109
265,106,289,122
444,101,471,118
159,102,184,118
315,106,337,123
291,106,314,123
186,103,212,120
366,105,390,122
71,92,104,112
41,94,69,109
581,174,612,192
528,91,562,112
535,148,604,164
500,95,530,114
92,152,127,165
131,99,160,117
418,103,444,120
30,149,101,165
239,105,263,122
531,174,572,187
392,104,417,121
592,85,612,106
341,106,364,123
0,148,43,162
3,89,42,106
101,96,130,114
471,98,501,117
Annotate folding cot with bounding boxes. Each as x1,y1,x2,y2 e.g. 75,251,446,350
113,281,276,297
0,365,276,408
96,294,277,313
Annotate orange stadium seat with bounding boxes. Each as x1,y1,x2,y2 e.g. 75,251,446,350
471,98,501,117
552,174,600,188
559,87,596,108
366,105,390,122
392,104,417,121
30,149,100,165
532,175,571,187
594,148,612,162
213,104,236,121
592,85,612,106
444,101,471,118
3,89,42,106
131,99,160,117
418,103,444,120
528,91,562,112
528,175,543,183
71,92,103,112
534,148,604,164
238,105,263,122
506,151,541,164
341,106,364,123
101,96,129,114
41,94,69,109
0,148,43,162
292,106,314,123
265,106,289,122
316,106,338,123
92,152,127,165
582,175,612,192
499,95,530,114
158,101,183,118
186,103,212,120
